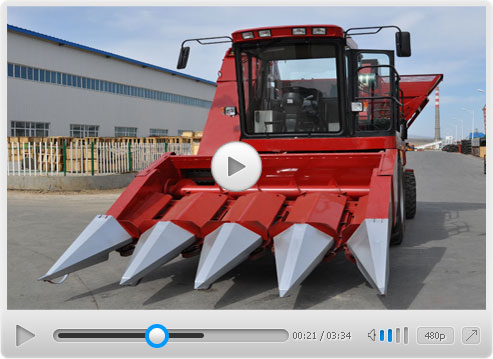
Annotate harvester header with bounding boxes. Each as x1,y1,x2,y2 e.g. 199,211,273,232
41,24,442,298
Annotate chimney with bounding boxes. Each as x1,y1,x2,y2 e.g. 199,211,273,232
483,105,486,135
434,87,441,141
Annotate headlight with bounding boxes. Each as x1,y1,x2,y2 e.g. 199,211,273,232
258,29,272,38
223,106,237,116
292,28,306,35
312,27,326,35
241,32,254,40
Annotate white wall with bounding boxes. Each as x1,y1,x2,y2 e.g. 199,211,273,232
7,31,217,137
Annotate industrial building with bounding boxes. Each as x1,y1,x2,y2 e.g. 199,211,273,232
7,25,216,138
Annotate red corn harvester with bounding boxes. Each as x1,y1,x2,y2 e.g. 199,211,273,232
40,25,442,297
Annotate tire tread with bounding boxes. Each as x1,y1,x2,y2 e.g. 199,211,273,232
404,171,417,219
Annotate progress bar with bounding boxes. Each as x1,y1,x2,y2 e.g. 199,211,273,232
57,332,203,339
54,329,289,342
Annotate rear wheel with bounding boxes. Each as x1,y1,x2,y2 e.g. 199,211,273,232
404,171,417,219
390,167,405,246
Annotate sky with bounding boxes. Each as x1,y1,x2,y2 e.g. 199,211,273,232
7,5,487,138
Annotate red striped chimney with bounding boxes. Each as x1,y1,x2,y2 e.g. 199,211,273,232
434,87,441,141
483,105,486,135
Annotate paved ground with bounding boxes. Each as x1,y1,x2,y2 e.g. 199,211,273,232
7,151,486,310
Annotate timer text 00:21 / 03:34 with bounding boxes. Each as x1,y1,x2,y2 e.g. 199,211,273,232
292,331,352,341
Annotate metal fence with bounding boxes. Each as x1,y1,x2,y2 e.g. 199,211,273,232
7,141,192,176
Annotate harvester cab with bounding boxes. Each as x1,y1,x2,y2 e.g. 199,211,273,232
181,26,413,149
40,25,442,298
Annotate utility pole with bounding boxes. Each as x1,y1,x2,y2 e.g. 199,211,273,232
478,89,486,135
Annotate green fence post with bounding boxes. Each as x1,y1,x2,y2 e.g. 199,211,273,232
91,142,95,176
128,142,132,172
63,140,67,176
165,142,168,152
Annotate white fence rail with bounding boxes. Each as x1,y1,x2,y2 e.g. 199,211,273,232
7,141,192,176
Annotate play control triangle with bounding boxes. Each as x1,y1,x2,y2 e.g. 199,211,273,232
228,157,246,176
16,325,35,347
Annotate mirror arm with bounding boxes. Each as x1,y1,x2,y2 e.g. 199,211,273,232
180,36,233,48
344,25,402,38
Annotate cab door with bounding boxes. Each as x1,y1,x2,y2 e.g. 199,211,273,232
348,50,403,137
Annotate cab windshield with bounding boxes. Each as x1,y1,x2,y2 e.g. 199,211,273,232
236,42,342,136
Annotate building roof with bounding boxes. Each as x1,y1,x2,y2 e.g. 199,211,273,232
7,24,216,86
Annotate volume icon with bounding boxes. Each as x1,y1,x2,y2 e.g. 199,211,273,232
368,327,408,344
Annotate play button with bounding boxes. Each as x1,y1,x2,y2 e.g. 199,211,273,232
211,142,262,192
16,325,35,347
228,157,246,176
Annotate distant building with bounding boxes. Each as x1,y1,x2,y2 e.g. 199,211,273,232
7,25,216,138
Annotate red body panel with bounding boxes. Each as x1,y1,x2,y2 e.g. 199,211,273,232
270,193,347,239
244,136,397,153
222,192,285,240
162,192,228,238
198,51,241,155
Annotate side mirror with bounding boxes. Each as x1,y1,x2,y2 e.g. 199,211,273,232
395,31,411,57
177,46,190,69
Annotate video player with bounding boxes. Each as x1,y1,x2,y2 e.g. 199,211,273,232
2,2,490,358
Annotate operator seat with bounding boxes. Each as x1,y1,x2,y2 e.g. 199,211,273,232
281,87,321,132
281,88,304,132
